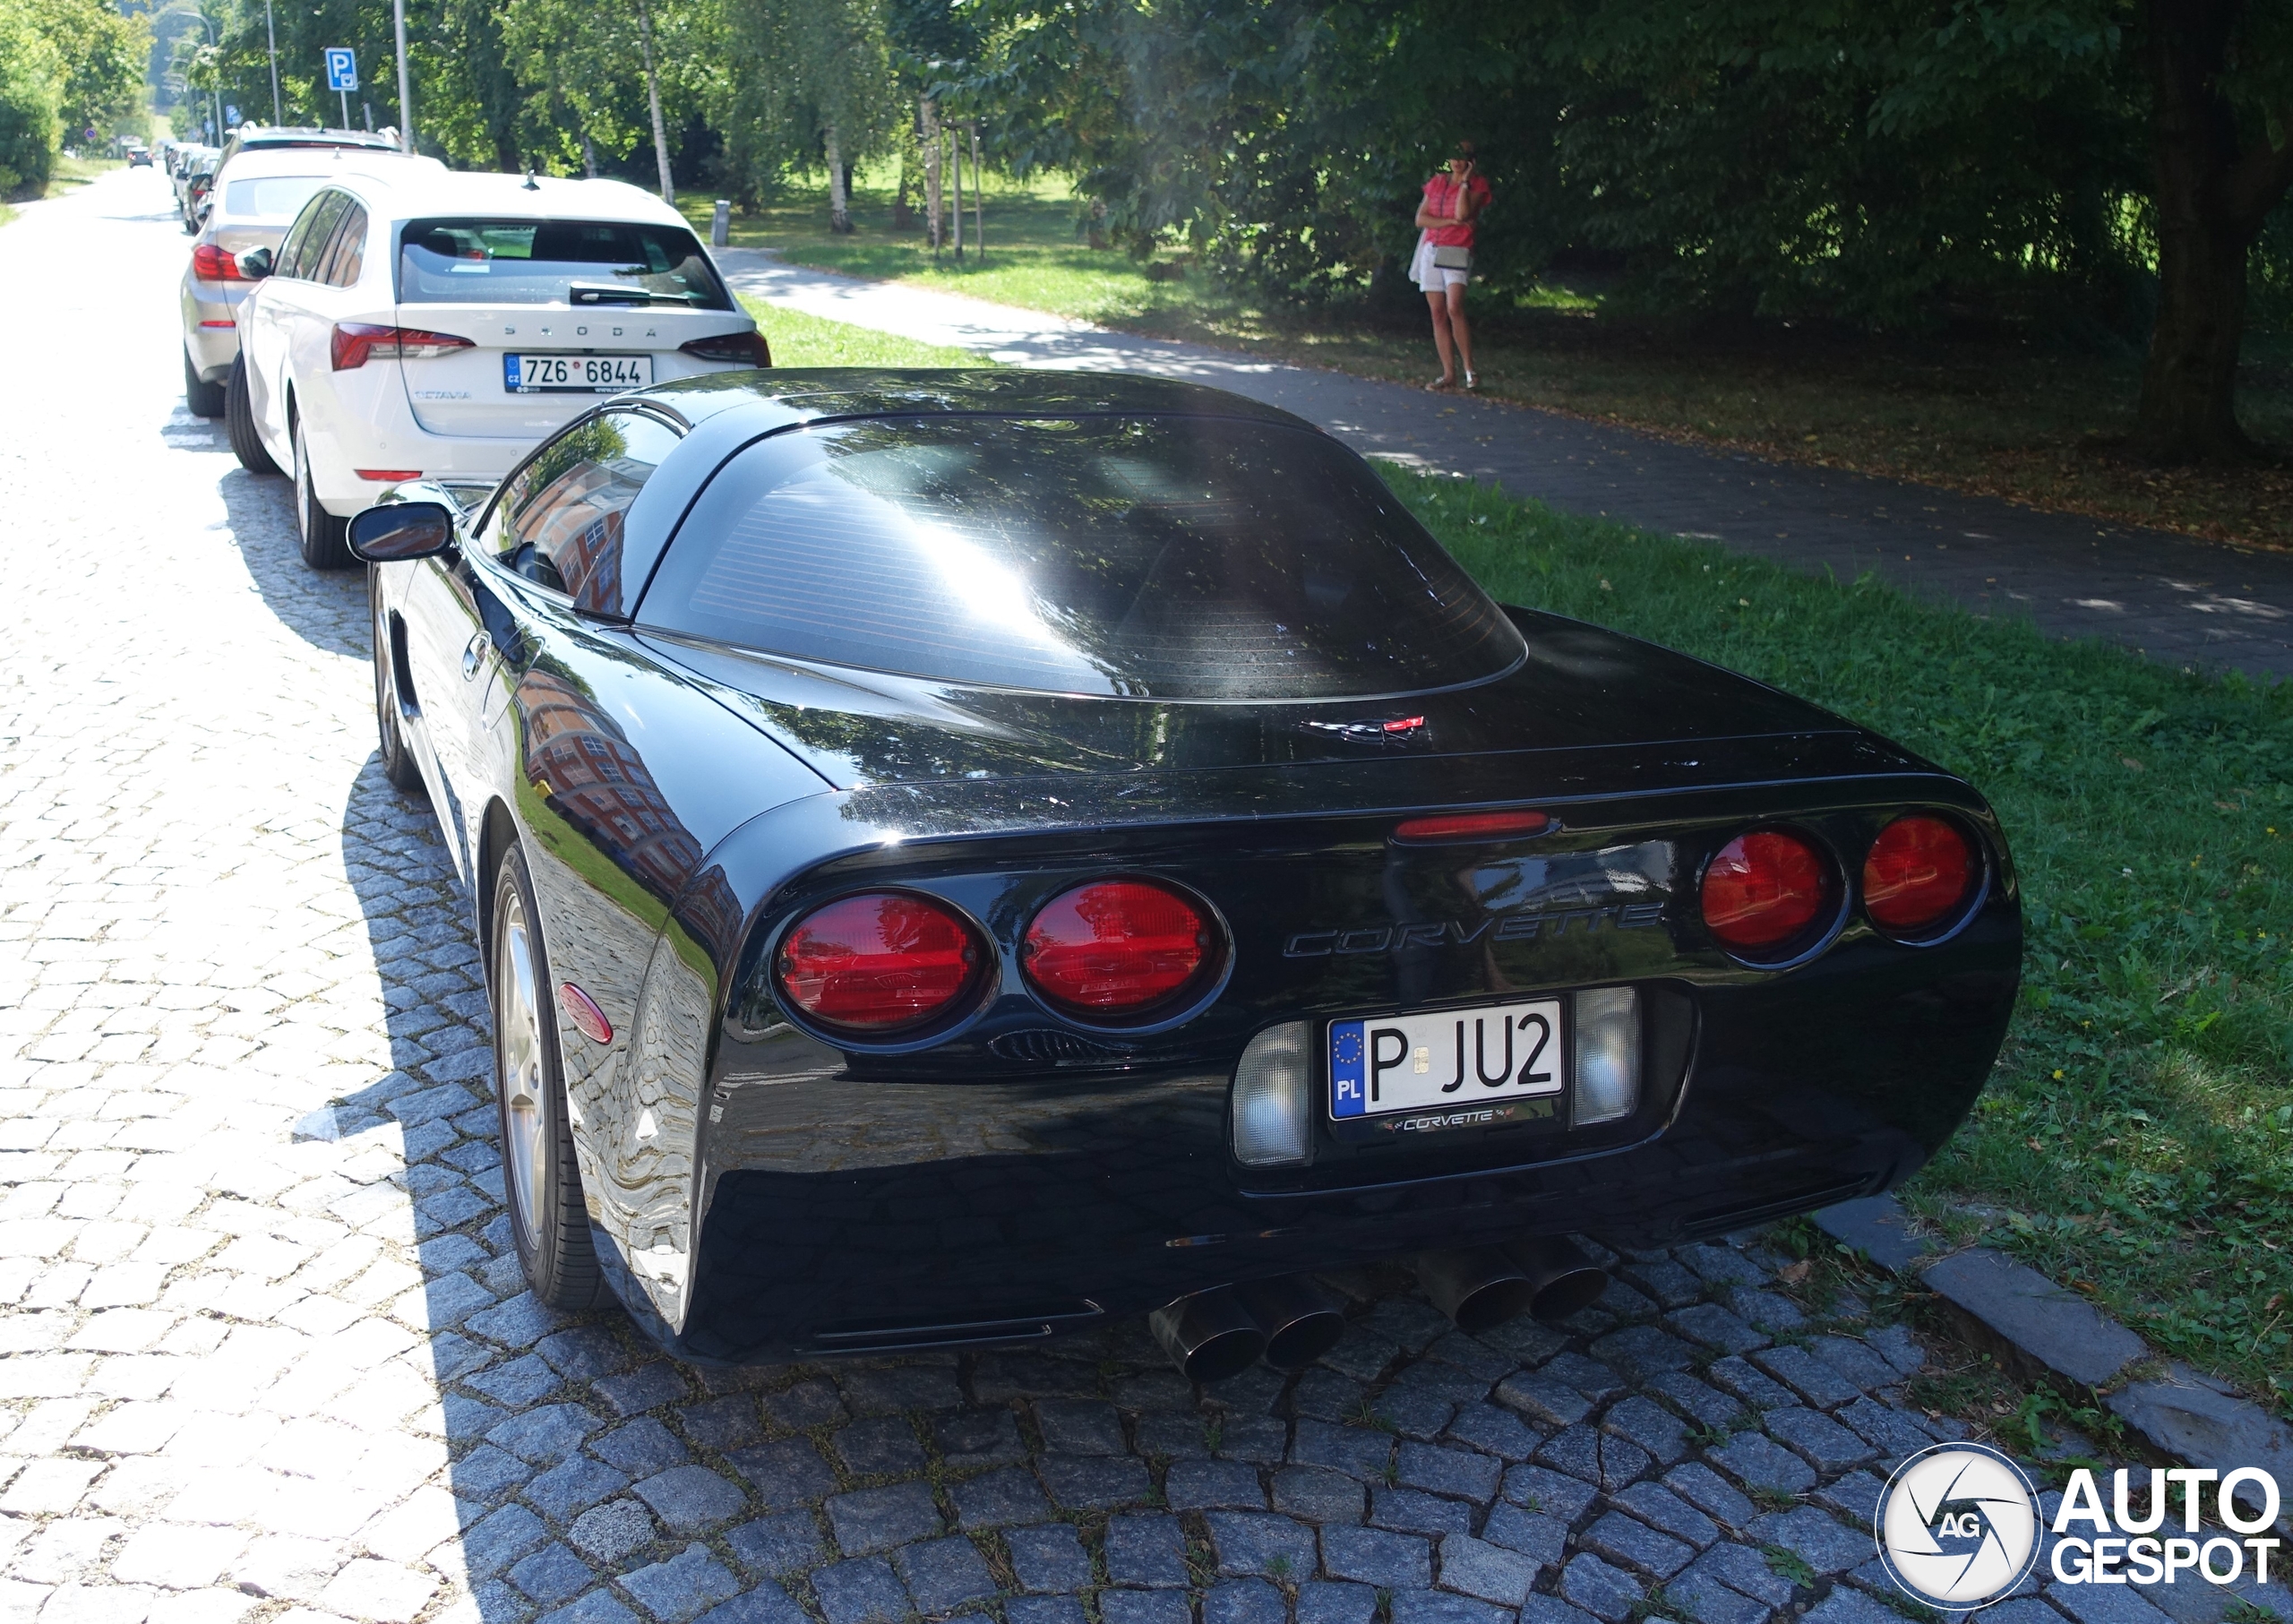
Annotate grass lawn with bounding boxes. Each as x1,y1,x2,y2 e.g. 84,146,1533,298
1384,462,2293,1418
740,298,992,369
697,171,2293,553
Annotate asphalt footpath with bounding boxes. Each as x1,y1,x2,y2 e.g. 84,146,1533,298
717,247,2293,681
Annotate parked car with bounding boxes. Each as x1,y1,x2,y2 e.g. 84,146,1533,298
179,145,442,418
226,168,772,568
176,149,219,231
217,125,401,169
344,370,2022,1371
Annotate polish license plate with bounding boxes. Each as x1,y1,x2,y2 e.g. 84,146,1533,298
1329,998,1566,1120
503,353,652,393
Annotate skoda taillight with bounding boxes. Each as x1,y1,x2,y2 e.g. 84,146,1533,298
1863,815,1975,933
331,322,476,371
681,331,773,366
1023,880,1213,1016
775,892,984,1034
1701,829,1834,953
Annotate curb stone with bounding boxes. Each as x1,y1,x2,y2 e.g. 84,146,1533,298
1812,1195,2292,1531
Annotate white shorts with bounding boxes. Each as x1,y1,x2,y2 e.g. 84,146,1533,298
1411,236,1469,292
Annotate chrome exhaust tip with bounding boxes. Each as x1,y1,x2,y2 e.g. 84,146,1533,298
1416,1246,1540,1334
1505,1234,1610,1324
1148,1287,1267,1384
1233,1276,1345,1370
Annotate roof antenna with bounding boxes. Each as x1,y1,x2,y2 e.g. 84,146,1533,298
522,169,541,191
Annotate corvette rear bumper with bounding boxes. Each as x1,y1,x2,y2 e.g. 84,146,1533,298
670,926,2016,1362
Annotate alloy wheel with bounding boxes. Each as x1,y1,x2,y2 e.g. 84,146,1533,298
495,887,549,1247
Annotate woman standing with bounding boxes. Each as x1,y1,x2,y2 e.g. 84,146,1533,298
1412,141,1491,391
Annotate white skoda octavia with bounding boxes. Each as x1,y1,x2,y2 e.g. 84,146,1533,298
226,168,772,568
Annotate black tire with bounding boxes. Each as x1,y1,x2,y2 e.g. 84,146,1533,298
225,356,279,475
294,419,355,570
491,846,604,1310
184,349,226,418
370,571,426,795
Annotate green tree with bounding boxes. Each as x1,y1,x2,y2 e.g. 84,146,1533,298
0,0,60,196
711,0,897,225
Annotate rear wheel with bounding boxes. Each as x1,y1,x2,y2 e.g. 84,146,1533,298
225,356,279,475
183,349,225,418
370,571,425,795
294,419,354,570
492,846,603,1310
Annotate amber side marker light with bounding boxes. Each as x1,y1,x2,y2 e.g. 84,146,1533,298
776,892,985,1034
1862,815,1975,933
1701,829,1834,952
1392,810,1551,845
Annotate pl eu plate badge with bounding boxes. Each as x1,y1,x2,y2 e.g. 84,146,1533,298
1330,1021,1368,1118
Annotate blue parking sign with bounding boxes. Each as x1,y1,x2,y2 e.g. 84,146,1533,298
323,48,358,92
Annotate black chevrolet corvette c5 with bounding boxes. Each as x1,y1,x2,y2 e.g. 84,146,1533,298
349,369,2019,1374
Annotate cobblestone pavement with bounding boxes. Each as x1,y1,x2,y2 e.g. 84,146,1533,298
720,249,2293,680
0,169,2286,1624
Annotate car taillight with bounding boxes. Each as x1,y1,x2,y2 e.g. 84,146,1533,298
1863,815,1975,932
1393,809,1551,844
331,322,476,371
191,242,241,280
775,892,983,1033
1023,880,1213,1015
680,330,772,366
1701,829,1834,952
355,469,424,482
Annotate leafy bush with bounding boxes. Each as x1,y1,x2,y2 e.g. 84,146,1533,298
0,1,59,202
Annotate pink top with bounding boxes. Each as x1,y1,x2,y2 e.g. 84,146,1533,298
1422,172,1491,249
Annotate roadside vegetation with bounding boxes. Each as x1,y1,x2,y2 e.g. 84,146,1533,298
703,173,2293,552
1387,463,2293,1419
739,296,990,369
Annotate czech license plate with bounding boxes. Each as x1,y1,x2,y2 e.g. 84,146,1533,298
1329,998,1566,1120
504,353,652,393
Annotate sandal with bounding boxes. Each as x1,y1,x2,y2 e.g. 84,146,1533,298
1464,371,1478,391
1428,375,1456,392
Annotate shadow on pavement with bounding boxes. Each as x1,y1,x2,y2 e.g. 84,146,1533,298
326,757,783,1620
214,462,369,659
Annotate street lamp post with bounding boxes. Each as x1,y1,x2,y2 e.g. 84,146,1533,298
263,0,280,124
393,0,413,152
163,7,224,142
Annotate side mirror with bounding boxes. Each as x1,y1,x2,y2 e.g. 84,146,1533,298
348,501,454,563
236,245,271,279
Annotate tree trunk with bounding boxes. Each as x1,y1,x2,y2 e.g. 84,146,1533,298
2132,0,2293,462
636,0,675,207
950,125,963,258
826,125,851,233
922,99,941,252
971,122,983,260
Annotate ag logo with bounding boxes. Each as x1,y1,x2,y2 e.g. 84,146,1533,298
1874,1442,2043,1611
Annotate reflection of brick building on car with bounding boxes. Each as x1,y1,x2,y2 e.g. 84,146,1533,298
519,666,743,950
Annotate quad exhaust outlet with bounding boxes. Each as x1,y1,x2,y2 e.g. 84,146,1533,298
1150,1276,1346,1382
1416,1235,1609,1334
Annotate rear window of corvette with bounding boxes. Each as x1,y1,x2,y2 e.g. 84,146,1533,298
635,415,1525,700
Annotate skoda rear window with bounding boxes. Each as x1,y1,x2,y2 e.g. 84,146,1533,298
223,176,323,220
636,416,1526,701
398,219,732,308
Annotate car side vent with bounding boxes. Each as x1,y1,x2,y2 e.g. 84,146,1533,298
988,1029,1130,1065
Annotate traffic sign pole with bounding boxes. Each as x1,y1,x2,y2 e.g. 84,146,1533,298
393,0,413,152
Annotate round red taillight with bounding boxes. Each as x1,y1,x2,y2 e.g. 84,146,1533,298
1022,880,1213,1016
1862,815,1975,933
1701,829,1834,952
775,892,984,1034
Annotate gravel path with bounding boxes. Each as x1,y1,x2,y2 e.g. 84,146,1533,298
721,251,2293,680
0,168,2279,1624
